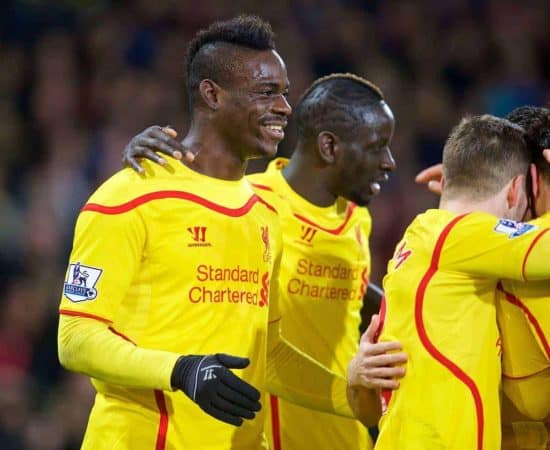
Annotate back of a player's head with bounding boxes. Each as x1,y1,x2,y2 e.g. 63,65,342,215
295,73,385,146
505,106,550,184
185,15,276,112
442,114,529,201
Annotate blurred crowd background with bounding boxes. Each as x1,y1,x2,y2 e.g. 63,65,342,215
0,0,548,448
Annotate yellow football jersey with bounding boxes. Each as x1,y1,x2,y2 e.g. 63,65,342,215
498,213,550,421
376,209,550,450
248,158,372,450
59,156,282,450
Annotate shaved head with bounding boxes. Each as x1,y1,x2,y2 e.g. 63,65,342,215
185,15,276,112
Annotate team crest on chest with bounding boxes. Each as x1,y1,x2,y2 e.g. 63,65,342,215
261,226,271,262
63,262,103,302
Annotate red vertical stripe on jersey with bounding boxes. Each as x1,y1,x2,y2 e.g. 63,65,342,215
521,229,550,280
497,283,550,360
154,390,169,450
377,295,393,412
375,295,387,343
415,214,486,450
270,395,282,450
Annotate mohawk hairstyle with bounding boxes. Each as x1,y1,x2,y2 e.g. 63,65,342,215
505,106,550,182
184,15,276,110
296,73,385,142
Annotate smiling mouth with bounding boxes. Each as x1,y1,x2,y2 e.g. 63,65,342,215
370,173,390,195
262,124,285,141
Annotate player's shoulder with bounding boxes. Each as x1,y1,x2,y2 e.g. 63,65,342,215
351,202,371,222
86,167,148,206
529,213,550,228
86,157,203,207
246,171,290,217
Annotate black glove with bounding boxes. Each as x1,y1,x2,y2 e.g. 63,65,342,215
171,353,261,426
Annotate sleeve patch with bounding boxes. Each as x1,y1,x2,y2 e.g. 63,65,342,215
494,219,537,238
63,262,103,302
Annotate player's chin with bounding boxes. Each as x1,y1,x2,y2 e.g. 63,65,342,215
350,192,372,207
255,142,279,159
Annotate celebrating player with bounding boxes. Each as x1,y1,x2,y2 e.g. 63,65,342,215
495,107,550,450
368,114,550,450
123,73,405,450
58,15,399,450
415,107,550,448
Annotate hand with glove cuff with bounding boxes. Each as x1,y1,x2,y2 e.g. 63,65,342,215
171,353,261,426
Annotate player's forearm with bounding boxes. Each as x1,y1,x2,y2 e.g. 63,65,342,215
58,314,179,390
266,321,353,418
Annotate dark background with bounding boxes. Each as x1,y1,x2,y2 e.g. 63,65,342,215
0,0,548,448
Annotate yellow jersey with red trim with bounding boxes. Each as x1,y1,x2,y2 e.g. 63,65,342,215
248,158,372,450
497,213,550,421
59,157,282,450
375,209,550,450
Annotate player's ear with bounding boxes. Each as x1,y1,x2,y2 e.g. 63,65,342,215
506,174,525,209
317,131,339,165
199,79,222,110
530,163,540,200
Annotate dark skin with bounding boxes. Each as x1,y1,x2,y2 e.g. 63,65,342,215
125,101,395,208
124,97,394,305
282,101,395,207
124,48,291,181
123,84,406,394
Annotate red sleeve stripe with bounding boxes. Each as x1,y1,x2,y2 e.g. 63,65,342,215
107,327,136,345
522,229,550,280
270,395,282,450
414,214,486,450
59,309,112,324
293,203,357,235
154,390,169,450
59,310,137,344
497,283,550,360
81,190,277,217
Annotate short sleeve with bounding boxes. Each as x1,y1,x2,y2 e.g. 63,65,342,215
59,208,146,321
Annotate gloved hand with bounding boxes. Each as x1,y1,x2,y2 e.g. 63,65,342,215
171,353,261,426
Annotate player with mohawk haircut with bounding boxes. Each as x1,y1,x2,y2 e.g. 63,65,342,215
59,16,396,450
124,72,404,450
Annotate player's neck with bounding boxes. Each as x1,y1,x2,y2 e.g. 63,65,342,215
181,126,247,181
282,153,337,207
439,195,508,218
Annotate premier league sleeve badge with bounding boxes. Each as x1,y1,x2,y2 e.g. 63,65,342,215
63,262,103,302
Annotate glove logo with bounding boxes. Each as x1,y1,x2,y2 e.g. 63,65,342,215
202,366,218,381
63,262,103,302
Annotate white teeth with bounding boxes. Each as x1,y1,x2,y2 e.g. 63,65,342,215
266,125,283,131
